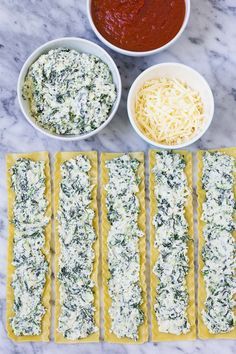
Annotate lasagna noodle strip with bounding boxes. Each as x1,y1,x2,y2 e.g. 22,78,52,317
6,152,51,342
149,149,196,341
197,148,236,339
101,152,148,343
54,151,99,343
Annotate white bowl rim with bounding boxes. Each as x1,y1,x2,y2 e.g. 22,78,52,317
17,37,122,141
127,62,215,149
87,0,190,57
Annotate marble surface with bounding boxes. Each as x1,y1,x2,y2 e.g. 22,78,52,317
0,0,235,353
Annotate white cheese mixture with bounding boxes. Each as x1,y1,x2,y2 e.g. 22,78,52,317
10,158,49,336
152,151,190,335
105,154,144,340
23,48,116,135
201,152,235,333
57,156,98,340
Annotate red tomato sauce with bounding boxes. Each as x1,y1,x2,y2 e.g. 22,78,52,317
91,0,186,52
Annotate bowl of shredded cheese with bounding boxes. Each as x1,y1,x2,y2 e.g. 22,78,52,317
127,63,214,148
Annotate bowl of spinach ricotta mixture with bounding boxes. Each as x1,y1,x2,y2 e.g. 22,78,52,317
18,38,121,140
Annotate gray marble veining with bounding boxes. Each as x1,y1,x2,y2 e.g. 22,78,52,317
0,0,235,353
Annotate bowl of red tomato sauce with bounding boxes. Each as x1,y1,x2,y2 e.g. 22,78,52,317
87,0,190,56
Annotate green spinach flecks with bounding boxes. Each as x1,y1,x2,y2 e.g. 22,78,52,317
105,154,144,340
57,156,98,340
10,158,49,336
23,48,116,135
152,151,190,335
201,152,235,333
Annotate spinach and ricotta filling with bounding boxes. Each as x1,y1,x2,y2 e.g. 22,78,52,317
57,155,98,340
201,152,235,333
105,154,144,340
23,48,116,135
10,158,49,336
152,151,190,335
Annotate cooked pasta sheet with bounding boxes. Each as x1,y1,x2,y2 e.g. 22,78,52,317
6,152,51,342
54,152,99,343
149,150,196,341
197,148,236,339
101,152,148,343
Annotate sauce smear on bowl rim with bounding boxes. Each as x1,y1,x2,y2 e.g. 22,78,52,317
91,0,186,52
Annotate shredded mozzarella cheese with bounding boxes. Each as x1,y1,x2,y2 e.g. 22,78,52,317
135,78,205,145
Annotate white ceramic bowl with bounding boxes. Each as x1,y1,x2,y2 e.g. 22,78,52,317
87,0,190,57
17,37,122,141
127,62,214,149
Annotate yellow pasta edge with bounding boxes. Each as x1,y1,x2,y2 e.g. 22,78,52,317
54,151,100,343
197,147,236,340
149,149,196,341
101,152,148,344
6,152,52,342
